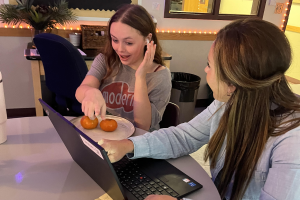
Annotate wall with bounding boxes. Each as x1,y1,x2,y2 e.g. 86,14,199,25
141,0,286,99
0,0,287,109
285,2,300,80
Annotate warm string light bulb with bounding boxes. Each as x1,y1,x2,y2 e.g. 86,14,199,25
20,26,23,29
77,27,80,30
5,25,7,28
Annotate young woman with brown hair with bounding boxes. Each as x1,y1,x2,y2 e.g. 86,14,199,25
99,18,300,200
76,5,171,131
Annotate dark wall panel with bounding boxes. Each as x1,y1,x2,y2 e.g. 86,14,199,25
33,0,132,11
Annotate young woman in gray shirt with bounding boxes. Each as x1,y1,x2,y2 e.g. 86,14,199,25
75,5,171,131
99,19,300,200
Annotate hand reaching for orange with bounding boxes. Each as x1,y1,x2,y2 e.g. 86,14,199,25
100,119,118,132
80,116,98,129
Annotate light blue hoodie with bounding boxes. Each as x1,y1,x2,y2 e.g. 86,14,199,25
128,100,300,200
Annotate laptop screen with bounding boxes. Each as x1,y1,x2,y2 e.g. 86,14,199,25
39,99,126,200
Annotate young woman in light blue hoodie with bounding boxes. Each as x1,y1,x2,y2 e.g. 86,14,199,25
99,18,300,200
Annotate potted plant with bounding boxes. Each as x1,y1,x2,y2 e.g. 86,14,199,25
0,0,77,46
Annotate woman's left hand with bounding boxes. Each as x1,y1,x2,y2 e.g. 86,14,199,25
135,41,156,78
144,195,177,200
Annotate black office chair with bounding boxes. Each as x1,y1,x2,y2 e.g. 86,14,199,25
34,33,88,116
159,102,180,128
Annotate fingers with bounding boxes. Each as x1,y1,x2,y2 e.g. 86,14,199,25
94,104,100,117
146,41,156,62
87,105,94,119
100,104,106,120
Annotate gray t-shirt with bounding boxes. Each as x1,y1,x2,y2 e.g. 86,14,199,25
87,53,172,131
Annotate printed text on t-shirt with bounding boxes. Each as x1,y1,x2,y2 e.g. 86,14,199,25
101,82,134,113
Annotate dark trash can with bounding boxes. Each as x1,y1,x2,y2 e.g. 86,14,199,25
170,72,201,123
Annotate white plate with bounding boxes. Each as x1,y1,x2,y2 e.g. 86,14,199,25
70,115,135,142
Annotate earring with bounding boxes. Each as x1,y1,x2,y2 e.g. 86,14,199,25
227,92,232,96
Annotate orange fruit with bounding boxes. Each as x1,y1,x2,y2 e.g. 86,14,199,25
100,119,118,132
80,116,98,129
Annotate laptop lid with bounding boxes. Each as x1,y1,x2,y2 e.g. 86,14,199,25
39,99,127,200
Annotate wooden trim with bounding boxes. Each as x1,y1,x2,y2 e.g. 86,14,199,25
0,28,82,38
282,0,293,32
164,0,266,20
7,108,36,118
157,32,216,41
285,75,300,84
286,25,300,34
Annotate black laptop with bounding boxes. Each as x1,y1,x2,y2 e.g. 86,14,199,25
39,99,202,200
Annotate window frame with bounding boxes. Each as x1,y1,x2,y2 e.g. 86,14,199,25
164,0,267,20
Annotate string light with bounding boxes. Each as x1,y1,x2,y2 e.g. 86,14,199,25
0,25,220,36
281,1,291,31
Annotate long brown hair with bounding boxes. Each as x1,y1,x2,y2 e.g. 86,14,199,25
205,18,300,199
102,4,164,83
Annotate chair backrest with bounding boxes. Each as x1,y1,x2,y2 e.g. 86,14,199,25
34,33,88,115
159,102,180,128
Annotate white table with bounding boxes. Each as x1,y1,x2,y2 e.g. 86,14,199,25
0,117,221,200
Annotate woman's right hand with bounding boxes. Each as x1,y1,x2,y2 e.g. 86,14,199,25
98,139,134,163
81,87,106,120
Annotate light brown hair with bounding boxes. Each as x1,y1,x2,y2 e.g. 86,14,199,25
102,4,163,83
205,18,300,200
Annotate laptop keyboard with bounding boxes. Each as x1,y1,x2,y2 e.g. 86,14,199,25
112,157,179,200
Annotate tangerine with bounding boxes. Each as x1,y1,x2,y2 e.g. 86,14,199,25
80,116,98,129
100,119,118,132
